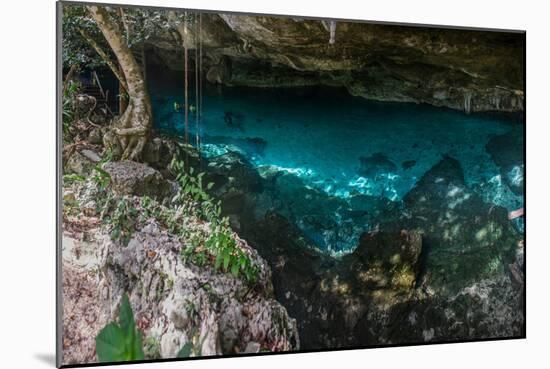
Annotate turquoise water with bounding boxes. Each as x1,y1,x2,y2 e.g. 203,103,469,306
149,74,524,252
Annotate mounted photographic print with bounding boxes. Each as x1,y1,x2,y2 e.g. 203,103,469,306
57,1,526,367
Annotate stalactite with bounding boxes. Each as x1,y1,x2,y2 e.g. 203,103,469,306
199,12,203,159
321,20,337,44
464,91,472,114
329,21,337,44
194,13,200,153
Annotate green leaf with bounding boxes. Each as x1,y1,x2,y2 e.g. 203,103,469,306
95,294,144,363
231,262,240,277
96,323,126,362
206,182,214,190
214,253,223,270
118,294,135,336
223,252,230,271
177,342,193,358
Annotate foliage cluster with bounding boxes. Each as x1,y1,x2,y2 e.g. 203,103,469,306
170,158,260,283
95,293,202,362
62,79,82,136
65,154,259,282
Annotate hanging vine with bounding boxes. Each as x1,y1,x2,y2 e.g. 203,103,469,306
183,11,190,170
199,13,203,160
194,13,201,159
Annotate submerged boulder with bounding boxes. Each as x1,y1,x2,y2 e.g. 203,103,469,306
486,129,524,195
103,161,174,200
402,155,520,294
358,152,397,177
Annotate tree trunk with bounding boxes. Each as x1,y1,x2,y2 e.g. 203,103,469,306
63,64,79,95
78,28,128,93
87,5,152,161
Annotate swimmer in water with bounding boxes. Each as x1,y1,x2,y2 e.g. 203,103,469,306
224,111,233,126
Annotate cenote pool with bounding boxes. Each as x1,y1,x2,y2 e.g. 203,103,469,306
148,74,524,253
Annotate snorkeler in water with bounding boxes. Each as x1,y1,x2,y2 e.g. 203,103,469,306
224,111,233,126
174,101,197,114
224,111,245,131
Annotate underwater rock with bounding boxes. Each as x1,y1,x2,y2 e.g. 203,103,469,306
205,135,267,158
486,129,524,195
265,170,352,251
402,160,417,170
223,111,245,130
103,161,175,200
242,137,267,156
193,147,523,350
358,153,397,177
402,155,520,294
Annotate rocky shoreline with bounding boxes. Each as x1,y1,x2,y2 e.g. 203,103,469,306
205,150,524,348
61,141,300,365
62,128,524,362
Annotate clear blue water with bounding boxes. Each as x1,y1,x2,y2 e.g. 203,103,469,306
149,72,524,252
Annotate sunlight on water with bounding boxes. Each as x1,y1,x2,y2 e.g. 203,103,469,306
149,75,524,251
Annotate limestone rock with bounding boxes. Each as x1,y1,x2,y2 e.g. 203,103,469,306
206,152,262,193
65,149,101,176
97,220,299,358
345,230,422,291
103,160,174,199
147,15,524,113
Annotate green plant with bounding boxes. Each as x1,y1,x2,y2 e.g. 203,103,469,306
95,294,144,363
169,158,259,283
211,228,259,283
142,336,160,360
106,197,137,246
62,173,86,184
91,166,111,189
91,150,113,189
62,79,81,135
177,342,193,358
176,332,207,358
